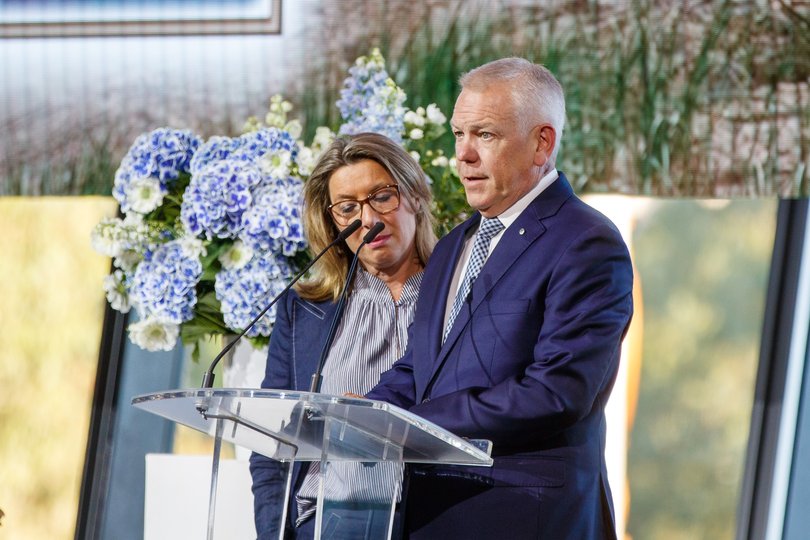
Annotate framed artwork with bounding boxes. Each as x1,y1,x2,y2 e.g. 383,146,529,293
0,0,281,37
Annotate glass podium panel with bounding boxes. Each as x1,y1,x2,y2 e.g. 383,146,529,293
132,389,492,540
132,389,494,465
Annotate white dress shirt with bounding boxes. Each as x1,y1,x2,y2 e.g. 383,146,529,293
442,169,559,332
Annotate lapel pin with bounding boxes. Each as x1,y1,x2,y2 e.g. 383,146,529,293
519,228,526,235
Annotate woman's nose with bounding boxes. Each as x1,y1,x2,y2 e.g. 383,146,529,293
360,202,381,227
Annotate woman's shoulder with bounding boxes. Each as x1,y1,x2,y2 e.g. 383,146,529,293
285,288,337,320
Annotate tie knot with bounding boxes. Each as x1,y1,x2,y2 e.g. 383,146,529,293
477,217,504,241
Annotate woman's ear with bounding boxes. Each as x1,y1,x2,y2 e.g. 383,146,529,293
402,194,420,213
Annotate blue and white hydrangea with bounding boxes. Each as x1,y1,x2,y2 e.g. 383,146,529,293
177,124,309,340
215,251,295,337
336,48,406,143
129,238,203,326
182,127,304,243
181,158,264,239
187,135,237,176
113,128,201,214
189,128,298,176
96,48,452,353
240,179,306,257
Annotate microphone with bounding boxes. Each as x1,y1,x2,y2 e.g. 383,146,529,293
200,219,362,388
309,222,385,393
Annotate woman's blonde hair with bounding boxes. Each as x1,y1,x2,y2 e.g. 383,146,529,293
296,132,436,302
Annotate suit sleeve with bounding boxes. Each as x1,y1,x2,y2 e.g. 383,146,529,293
408,222,633,446
249,291,295,539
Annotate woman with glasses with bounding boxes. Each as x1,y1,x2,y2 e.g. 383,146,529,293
250,132,437,539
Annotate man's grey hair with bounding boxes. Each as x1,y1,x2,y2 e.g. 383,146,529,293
460,58,566,164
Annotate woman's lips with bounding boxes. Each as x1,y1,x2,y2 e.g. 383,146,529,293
367,234,390,248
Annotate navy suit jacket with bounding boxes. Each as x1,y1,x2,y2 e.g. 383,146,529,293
366,173,634,538
249,291,339,539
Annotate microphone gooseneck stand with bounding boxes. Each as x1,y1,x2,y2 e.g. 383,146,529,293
309,222,386,393
199,219,362,389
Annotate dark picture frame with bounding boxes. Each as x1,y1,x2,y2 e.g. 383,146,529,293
0,0,281,38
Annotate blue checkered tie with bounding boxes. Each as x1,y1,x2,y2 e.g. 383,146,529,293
443,217,504,343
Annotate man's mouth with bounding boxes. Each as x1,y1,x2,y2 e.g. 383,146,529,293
462,175,487,183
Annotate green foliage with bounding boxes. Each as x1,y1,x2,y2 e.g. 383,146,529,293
306,0,809,198
426,159,469,237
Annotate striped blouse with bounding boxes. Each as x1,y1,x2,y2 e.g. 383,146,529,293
295,268,423,524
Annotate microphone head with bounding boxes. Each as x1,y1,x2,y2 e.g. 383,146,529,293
337,219,362,241
363,222,386,244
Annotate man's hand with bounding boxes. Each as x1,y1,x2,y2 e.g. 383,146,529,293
343,392,364,398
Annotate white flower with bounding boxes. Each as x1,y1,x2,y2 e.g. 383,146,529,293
260,149,292,179
103,270,130,313
125,177,165,214
91,218,124,257
312,126,334,151
128,317,179,351
409,151,421,162
91,214,149,258
404,110,425,127
409,128,424,140
122,212,144,226
219,240,254,270
178,236,207,259
269,94,293,113
296,143,317,176
426,104,447,125
284,119,303,140
431,155,449,168
449,157,459,174
114,250,142,273
265,95,295,127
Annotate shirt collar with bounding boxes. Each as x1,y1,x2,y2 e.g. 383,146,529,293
492,168,558,230
353,268,424,305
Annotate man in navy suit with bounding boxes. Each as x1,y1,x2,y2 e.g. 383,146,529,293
366,58,634,539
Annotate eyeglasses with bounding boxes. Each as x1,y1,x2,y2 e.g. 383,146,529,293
328,184,401,226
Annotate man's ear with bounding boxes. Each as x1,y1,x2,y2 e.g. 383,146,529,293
533,124,556,167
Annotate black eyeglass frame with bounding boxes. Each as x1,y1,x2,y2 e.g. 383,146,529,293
327,184,401,226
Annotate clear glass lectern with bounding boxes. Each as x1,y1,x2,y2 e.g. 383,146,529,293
132,389,493,540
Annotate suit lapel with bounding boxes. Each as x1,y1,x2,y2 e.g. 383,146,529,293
428,175,575,385
293,298,337,391
415,217,478,396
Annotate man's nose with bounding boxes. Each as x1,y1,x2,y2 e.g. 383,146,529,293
455,137,478,163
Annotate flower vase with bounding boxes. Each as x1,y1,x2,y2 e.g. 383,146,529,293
221,336,268,389
221,336,268,461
